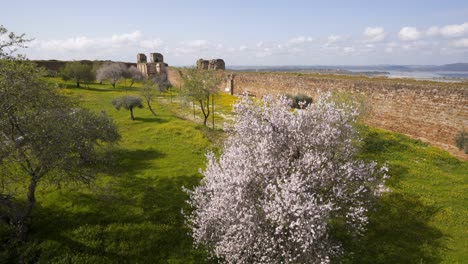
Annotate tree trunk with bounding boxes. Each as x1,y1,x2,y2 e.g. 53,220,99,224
199,98,209,127
16,176,38,243
212,95,215,129
130,108,135,120
76,81,80,88
148,103,156,116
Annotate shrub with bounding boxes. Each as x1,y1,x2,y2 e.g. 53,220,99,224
455,131,468,154
286,93,313,109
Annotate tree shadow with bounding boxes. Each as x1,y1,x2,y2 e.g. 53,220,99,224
27,174,212,263
338,128,448,263
73,85,136,93
133,116,169,124
337,192,446,264
103,148,166,175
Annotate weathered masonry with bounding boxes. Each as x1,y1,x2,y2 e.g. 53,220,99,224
137,53,168,79
196,58,225,70
167,68,468,160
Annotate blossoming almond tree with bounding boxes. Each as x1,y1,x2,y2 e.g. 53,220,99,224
185,94,388,264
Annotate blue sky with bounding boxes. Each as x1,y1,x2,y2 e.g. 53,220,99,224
2,0,468,65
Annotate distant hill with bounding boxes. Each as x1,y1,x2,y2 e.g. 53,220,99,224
432,63,468,71
228,63,468,73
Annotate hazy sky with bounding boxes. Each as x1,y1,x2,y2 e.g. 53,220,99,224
2,0,468,65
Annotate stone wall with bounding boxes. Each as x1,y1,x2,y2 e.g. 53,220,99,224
231,72,468,160
167,68,468,159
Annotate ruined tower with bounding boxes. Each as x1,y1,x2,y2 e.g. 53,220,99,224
196,58,225,70
137,52,167,79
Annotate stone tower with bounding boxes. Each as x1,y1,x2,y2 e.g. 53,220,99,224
137,52,167,79
196,58,225,70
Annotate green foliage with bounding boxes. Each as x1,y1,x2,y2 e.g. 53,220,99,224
286,93,313,108
0,25,29,59
0,59,120,257
61,61,95,87
1,76,466,263
180,68,222,126
141,80,157,116
111,95,143,120
454,131,467,154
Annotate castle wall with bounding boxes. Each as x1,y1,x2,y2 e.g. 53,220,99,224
232,72,468,160
137,63,148,77
167,68,468,159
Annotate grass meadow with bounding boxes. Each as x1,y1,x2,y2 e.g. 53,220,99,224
5,78,466,263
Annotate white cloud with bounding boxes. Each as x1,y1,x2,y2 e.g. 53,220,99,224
173,40,225,57
384,42,399,53
426,22,468,38
35,36,95,51
327,35,342,43
343,47,355,53
287,36,313,45
239,45,248,51
398,27,422,41
363,27,386,42
110,31,142,43
451,38,468,48
140,39,164,49
187,39,209,48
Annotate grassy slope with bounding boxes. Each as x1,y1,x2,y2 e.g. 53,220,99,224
29,80,214,263
18,79,467,263
341,128,467,263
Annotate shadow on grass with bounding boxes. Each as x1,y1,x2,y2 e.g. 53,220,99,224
69,84,137,93
19,142,212,262
27,174,211,263
106,148,166,175
337,193,445,264
337,128,447,263
133,116,169,124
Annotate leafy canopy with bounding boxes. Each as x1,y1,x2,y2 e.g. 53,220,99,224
61,61,95,87
0,58,120,247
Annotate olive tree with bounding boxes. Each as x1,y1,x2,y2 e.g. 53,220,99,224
112,96,143,120
141,80,157,116
0,25,29,59
126,65,144,87
0,59,120,244
180,68,222,127
61,61,95,87
96,62,128,88
185,95,389,263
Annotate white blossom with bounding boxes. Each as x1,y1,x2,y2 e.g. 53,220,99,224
185,94,388,263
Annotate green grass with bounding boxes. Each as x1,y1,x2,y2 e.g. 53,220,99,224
339,128,468,264
4,78,466,263
23,80,215,263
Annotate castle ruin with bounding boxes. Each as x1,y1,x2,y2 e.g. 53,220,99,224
137,53,168,79
196,58,225,70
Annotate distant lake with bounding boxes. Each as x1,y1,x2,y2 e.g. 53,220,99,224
349,70,468,82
